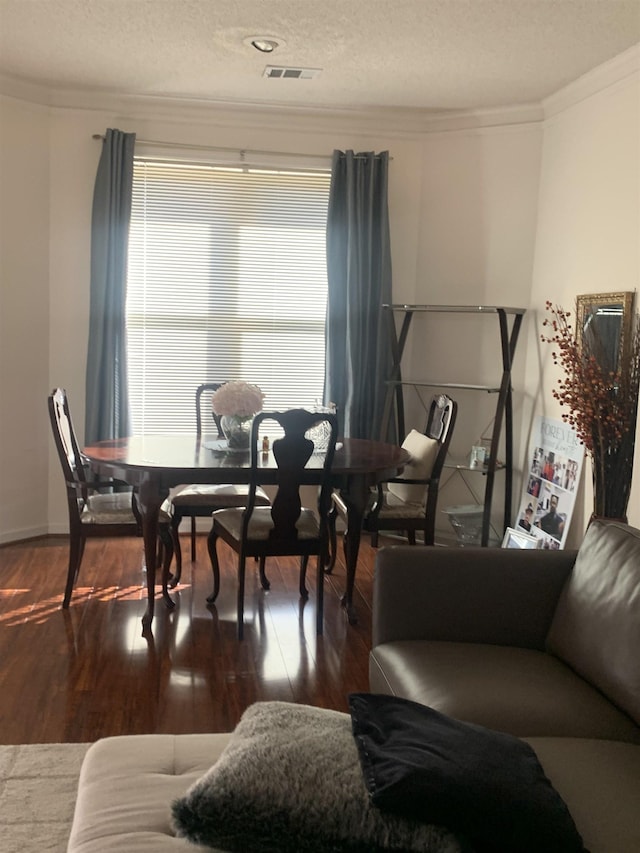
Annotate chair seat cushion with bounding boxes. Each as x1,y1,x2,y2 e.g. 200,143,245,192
213,506,320,541
171,484,270,508
379,490,425,517
81,493,137,524
81,493,172,525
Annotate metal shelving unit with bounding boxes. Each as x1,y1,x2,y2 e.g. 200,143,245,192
379,304,526,546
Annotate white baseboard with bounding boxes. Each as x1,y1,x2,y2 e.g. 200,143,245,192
0,524,50,545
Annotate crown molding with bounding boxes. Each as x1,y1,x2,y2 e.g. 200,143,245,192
2,43,637,135
0,71,542,137
543,42,639,119
411,103,543,134
0,73,53,106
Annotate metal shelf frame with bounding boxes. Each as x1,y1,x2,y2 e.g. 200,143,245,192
380,304,525,546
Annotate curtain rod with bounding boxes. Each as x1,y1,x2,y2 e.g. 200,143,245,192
91,134,389,161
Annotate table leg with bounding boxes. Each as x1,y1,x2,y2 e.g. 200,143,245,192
337,477,368,625
136,477,167,632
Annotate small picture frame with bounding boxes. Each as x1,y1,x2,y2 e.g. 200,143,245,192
501,527,540,549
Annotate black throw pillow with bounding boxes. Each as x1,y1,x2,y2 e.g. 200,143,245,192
349,693,586,853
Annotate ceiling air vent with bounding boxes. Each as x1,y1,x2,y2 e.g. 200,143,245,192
263,66,322,80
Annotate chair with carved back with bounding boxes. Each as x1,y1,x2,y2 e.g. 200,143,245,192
328,393,457,566
48,387,175,608
169,382,270,583
206,408,338,639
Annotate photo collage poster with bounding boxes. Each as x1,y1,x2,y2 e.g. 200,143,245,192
515,416,585,550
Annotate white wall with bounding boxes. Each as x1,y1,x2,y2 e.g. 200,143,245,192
524,50,640,542
407,124,543,540
0,95,51,543
0,43,638,543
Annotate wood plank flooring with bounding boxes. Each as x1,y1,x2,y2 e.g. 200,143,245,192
0,532,385,744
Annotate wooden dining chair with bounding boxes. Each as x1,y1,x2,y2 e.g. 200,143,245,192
328,394,457,565
168,383,271,584
206,408,339,639
48,388,175,608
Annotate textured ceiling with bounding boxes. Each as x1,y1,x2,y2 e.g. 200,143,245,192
0,0,639,111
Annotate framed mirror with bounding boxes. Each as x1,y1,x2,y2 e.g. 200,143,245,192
575,291,635,374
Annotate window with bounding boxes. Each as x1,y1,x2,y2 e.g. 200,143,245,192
126,159,330,433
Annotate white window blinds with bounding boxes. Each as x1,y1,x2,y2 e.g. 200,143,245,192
126,159,330,434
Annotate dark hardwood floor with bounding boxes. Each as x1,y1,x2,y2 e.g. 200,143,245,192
0,532,387,744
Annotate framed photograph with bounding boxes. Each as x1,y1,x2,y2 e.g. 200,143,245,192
501,527,540,550
515,416,585,549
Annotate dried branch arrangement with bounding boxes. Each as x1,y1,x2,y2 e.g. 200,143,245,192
542,300,640,520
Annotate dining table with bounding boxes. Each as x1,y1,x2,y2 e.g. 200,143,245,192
82,435,410,632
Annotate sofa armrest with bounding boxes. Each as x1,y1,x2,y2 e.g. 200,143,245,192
372,545,577,650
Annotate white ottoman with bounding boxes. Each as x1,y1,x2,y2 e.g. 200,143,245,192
67,733,230,852
67,731,640,853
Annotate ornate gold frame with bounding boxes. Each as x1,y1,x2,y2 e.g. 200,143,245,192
575,291,635,372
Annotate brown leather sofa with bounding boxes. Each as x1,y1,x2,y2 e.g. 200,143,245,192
369,519,640,853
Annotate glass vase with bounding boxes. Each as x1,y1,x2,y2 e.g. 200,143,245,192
220,415,253,450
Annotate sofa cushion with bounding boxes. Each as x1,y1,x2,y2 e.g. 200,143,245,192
524,737,640,853
171,701,461,853
369,640,640,743
349,693,585,853
546,520,640,725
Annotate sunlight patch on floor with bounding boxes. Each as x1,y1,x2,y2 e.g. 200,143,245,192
169,668,206,689
0,583,192,627
0,595,64,626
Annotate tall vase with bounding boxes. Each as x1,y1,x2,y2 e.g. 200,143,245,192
220,415,253,450
591,446,630,524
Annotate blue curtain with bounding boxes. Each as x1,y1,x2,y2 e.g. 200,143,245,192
85,128,136,443
324,150,392,439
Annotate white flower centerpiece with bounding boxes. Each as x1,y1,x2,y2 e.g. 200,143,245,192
211,381,265,450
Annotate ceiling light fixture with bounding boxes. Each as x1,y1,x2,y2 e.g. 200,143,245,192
243,35,285,53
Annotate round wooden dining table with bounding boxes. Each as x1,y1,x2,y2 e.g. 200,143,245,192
82,435,410,632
